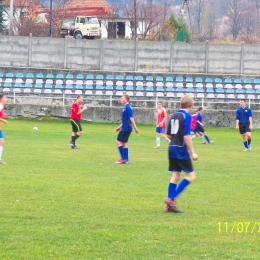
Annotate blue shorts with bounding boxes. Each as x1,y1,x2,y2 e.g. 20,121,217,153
0,130,3,139
156,127,165,134
194,125,205,133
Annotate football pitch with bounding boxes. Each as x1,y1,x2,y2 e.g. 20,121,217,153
1,119,260,260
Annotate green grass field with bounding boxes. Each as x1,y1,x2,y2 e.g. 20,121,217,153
0,119,260,260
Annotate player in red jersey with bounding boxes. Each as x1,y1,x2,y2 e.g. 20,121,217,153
190,112,205,144
0,93,8,164
154,101,170,148
69,95,87,149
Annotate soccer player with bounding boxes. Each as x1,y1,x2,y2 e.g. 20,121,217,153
235,99,253,151
154,101,170,148
194,107,214,144
115,94,139,164
69,95,87,149
164,95,198,213
0,93,8,165
191,112,205,144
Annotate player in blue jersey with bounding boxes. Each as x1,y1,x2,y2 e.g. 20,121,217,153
236,99,253,151
115,94,139,164
164,95,198,213
194,107,214,144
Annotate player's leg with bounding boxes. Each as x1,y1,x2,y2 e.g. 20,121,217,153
199,132,205,144
203,131,214,144
247,132,252,150
0,132,5,164
115,132,131,163
155,130,160,148
70,120,82,148
240,124,249,151
161,129,171,143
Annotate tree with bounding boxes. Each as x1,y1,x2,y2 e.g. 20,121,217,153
0,0,5,34
222,0,244,40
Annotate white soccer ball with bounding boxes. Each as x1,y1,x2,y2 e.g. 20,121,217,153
33,127,38,131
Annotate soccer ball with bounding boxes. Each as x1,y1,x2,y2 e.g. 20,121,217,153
33,127,38,131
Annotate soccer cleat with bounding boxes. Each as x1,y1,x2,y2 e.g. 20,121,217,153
164,198,183,213
248,145,252,150
115,159,127,164
209,141,214,144
244,148,250,152
125,161,130,164
153,146,160,149
202,142,206,144
71,145,79,149
69,141,74,147
0,160,6,164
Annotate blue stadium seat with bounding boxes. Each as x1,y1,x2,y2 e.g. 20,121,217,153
195,77,203,83
96,85,103,90
36,73,44,79
206,88,214,93
25,83,32,88
55,84,62,89
226,88,234,93
215,78,222,83
0,72,3,77
146,86,154,91
76,74,84,79
6,72,14,78
166,87,174,92
186,77,193,83
224,78,232,83
156,87,164,92
14,82,22,88
116,85,123,90
136,86,144,91
16,73,23,78
234,78,242,84
4,82,12,87
217,88,224,93
244,78,251,84
35,83,42,89
76,84,83,89
85,85,93,90
156,76,163,82
106,85,113,90
66,74,74,79
106,75,114,80
136,75,143,81
166,77,173,82
186,87,194,93
26,73,34,78
46,74,54,79
256,89,260,94
86,74,94,80
56,74,64,79
146,76,153,81
246,89,254,94
126,86,134,91
197,88,204,93
126,75,133,80
176,77,183,82
65,84,73,89
254,79,260,84
236,89,244,94
44,83,52,89
116,75,124,80
96,75,104,80
205,78,213,83
176,87,184,92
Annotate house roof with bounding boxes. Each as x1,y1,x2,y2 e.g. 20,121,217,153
3,0,44,8
65,0,112,13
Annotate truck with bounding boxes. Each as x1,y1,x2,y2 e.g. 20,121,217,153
60,16,101,40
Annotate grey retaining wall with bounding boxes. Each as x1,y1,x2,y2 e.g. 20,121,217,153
1,36,260,74
4,104,260,128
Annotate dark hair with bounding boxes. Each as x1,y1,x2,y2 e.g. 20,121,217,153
0,93,5,100
76,95,82,100
240,99,246,102
158,101,163,104
197,107,203,111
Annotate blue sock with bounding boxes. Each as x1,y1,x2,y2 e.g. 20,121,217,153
172,179,191,199
248,139,251,145
168,183,177,200
123,148,128,161
205,136,210,143
118,146,124,159
244,141,248,149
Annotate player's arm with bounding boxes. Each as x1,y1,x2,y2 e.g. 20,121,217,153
77,106,87,115
235,110,240,130
116,123,122,132
249,116,253,130
184,135,198,161
0,118,7,124
130,117,139,133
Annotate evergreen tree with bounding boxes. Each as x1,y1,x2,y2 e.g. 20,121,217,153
0,0,5,34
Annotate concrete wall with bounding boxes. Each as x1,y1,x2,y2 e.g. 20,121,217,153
4,103,260,128
1,36,260,74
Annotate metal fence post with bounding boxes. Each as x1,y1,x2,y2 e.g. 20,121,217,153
64,36,68,69
28,33,32,67
205,41,209,74
99,39,103,71
240,41,244,75
110,95,112,107
134,38,139,72
63,92,65,106
13,92,15,104
170,40,174,73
